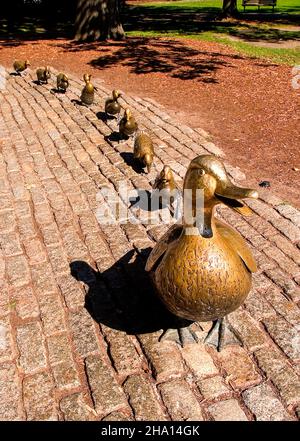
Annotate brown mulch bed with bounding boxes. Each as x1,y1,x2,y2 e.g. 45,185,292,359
1,36,299,207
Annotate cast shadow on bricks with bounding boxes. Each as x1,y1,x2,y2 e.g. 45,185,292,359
70,249,181,335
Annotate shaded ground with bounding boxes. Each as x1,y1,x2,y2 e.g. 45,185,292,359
1,35,299,207
124,3,300,41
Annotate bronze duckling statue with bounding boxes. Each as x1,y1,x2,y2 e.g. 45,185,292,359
119,108,138,139
134,131,154,173
80,73,94,106
152,165,181,214
105,89,122,119
36,66,51,84
57,73,69,93
13,60,30,75
146,154,258,350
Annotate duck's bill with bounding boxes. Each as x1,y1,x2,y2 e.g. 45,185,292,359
215,186,258,216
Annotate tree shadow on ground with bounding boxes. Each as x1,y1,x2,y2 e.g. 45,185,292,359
70,249,185,334
87,37,240,82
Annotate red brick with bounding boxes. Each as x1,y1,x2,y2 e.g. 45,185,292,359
265,268,299,300
0,362,24,420
39,292,67,335
263,316,300,360
242,383,294,421
23,237,47,265
123,374,167,421
255,347,300,406
227,310,267,351
0,232,22,256
16,322,47,374
138,332,185,381
6,254,30,287
23,372,57,420
197,376,231,401
31,262,57,296
181,344,218,378
85,354,127,415
34,203,54,225
217,346,261,390
11,285,40,320
160,380,203,420
68,309,101,357
207,399,248,421
103,327,141,377
60,393,96,421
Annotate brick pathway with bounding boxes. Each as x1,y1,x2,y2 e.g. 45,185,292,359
0,68,300,421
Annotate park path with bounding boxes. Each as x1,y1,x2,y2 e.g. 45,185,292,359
0,68,300,421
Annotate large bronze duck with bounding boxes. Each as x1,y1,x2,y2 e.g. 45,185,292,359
146,155,258,350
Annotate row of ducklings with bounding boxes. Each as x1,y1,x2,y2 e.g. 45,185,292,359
12,63,260,351
12,61,173,192
13,61,69,92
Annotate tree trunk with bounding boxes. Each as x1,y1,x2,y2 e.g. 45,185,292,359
222,0,238,17
74,0,125,42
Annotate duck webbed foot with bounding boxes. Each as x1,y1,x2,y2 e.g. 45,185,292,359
204,317,241,352
159,320,199,346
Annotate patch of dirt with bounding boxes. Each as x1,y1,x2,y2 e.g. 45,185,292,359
1,36,299,207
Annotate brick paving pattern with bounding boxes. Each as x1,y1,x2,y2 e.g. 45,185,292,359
0,68,299,421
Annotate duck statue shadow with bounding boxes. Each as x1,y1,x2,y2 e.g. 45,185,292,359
70,248,185,335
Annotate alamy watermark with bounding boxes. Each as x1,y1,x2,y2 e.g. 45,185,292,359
291,65,300,90
95,181,206,235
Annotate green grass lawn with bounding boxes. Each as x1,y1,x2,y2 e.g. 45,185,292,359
132,0,300,14
125,0,300,65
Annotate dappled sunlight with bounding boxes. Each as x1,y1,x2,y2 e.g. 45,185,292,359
85,37,239,81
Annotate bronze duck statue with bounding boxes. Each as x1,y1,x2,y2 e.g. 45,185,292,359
80,73,94,106
57,73,69,93
13,60,30,75
105,89,122,119
134,131,154,173
146,154,258,350
119,108,138,139
36,66,51,84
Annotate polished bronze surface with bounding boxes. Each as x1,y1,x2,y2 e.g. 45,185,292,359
13,60,30,74
153,165,177,192
134,132,154,173
146,154,258,324
153,165,181,207
36,66,51,84
105,90,122,116
56,73,69,92
119,108,138,138
80,73,94,105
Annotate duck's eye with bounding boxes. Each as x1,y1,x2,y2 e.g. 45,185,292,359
198,169,205,176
